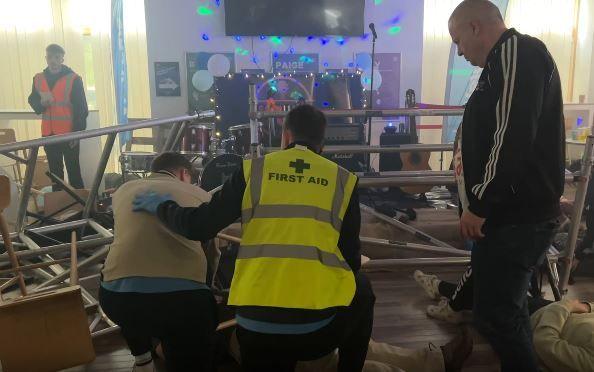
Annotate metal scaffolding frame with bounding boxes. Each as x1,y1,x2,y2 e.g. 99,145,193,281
0,111,215,336
246,83,594,294
0,100,591,338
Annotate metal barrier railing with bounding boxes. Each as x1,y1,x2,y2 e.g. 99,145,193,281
0,98,591,336
0,111,214,231
0,110,216,337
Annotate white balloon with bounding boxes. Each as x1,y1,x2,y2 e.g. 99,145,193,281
360,70,382,91
207,54,231,77
192,70,214,92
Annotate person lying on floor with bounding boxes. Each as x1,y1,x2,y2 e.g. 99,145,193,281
294,331,472,372
415,270,594,372
154,328,474,372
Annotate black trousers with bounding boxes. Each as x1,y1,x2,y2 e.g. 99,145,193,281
236,273,375,372
472,219,558,372
438,268,554,315
438,265,473,311
99,287,218,372
44,140,84,191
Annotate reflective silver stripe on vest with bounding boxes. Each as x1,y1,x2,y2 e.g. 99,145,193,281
241,204,341,232
48,102,73,107
331,167,350,230
41,115,72,121
249,157,265,216
238,244,351,271
62,73,75,103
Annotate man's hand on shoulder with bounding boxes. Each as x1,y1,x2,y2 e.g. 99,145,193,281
132,191,173,215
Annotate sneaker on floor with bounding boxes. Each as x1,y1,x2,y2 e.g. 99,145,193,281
427,298,463,324
414,270,441,300
133,361,155,372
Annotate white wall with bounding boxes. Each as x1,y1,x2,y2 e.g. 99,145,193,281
144,0,424,118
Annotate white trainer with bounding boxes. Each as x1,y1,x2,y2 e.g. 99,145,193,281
133,361,155,372
413,270,441,300
427,298,463,324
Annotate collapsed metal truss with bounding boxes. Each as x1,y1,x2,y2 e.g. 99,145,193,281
0,102,591,338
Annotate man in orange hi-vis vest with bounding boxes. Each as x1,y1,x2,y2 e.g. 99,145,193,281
28,44,88,191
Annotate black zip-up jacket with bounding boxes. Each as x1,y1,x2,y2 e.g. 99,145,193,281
461,28,565,225
28,65,89,133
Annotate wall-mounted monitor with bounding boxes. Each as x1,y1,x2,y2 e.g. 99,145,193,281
224,0,365,37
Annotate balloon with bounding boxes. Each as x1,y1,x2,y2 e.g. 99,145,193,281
192,70,214,92
207,54,231,77
355,53,372,71
360,70,382,91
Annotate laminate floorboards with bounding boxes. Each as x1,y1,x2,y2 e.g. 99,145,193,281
66,268,594,372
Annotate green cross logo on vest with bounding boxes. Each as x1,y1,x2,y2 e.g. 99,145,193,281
289,159,310,173
267,158,328,186
234,147,358,309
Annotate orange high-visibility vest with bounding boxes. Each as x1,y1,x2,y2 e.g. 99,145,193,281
34,72,77,136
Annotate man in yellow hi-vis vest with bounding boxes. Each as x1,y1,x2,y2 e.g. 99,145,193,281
28,44,88,191
134,105,375,372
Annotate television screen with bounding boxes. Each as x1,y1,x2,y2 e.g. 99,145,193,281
224,0,365,36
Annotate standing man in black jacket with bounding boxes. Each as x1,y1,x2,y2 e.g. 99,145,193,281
28,44,88,190
448,1,564,371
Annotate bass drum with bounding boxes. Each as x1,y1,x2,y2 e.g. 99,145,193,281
199,154,243,192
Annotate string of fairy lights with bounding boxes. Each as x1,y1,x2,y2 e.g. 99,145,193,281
194,0,402,122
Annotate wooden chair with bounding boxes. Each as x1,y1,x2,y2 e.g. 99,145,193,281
0,128,25,184
0,129,52,214
0,175,95,371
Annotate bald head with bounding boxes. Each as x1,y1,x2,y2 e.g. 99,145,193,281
448,0,507,67
449,0,504,28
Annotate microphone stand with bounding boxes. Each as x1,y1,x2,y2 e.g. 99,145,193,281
366,31,377,171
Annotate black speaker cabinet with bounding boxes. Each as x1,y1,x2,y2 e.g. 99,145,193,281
379,133,413,171
323,153,366,173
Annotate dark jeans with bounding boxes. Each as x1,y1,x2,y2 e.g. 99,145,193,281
472,219,558,372
99,287,218,372
236,273,375,372
438,266,551,314
44,140,84,191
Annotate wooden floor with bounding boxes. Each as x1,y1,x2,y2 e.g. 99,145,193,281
63,269,594,372
63,192,593,371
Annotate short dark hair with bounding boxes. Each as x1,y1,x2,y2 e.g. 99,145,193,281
46,44,65,56
284,104,327,147
150,152,192,174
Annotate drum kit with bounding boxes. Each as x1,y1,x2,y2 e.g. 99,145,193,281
120,120,282,191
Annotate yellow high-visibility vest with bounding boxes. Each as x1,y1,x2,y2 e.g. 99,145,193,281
229,144,358,310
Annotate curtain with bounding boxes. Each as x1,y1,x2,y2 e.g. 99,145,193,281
505,0,579,102
0,0,151,173
421,0,463,168
575,0,594,102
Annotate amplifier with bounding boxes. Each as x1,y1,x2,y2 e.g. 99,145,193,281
379,132,414,171
324,153,366,173
324,124,364,145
